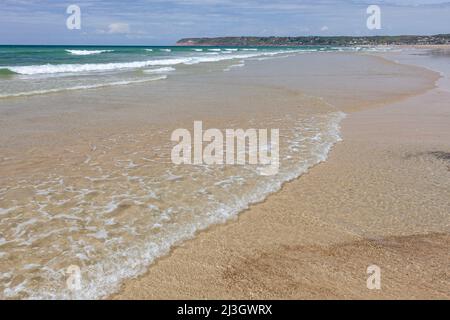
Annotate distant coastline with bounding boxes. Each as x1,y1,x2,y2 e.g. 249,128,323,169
177,34,450,46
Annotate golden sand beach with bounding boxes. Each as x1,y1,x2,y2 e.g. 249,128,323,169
0,48,448,299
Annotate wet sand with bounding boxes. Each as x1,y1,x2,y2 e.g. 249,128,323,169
113,51,450,300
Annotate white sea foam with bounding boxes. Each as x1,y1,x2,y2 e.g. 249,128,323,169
224,62,245,72
5,51,277,75
160,48,172,52
5,59,188,75
0,207,18,216
143,67,176,74
0,76,167,98
66,49,114,56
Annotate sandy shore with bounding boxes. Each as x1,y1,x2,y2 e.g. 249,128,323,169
112,51,450,299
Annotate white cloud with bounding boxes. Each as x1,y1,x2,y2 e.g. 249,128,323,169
320,25,329,31
107,22,130,34
94,22,150,37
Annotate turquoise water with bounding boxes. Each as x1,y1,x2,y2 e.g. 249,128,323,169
0,45,329,67
0,45,348,98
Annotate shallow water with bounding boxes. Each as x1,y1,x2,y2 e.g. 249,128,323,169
0,94,344,299
3,47,412,299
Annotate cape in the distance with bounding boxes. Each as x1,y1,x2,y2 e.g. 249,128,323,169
177,34,450,46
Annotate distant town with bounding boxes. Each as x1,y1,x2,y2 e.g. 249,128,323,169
177,34,450,46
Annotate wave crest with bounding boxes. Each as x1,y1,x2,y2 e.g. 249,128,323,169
65,49,114,56
0,76,167,99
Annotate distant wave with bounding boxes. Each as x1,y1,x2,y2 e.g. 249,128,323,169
0,76,167,99
144,49,153,52
5,51,293,75
143,67,176,74
5,59,187,75
160,49,172,52
65,49,114,56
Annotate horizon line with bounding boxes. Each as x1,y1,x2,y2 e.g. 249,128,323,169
2,33,450,47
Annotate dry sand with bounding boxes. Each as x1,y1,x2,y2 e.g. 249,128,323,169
112,52,450,300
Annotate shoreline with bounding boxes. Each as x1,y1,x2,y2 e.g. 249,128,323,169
1,48,447,299
111,51,449,299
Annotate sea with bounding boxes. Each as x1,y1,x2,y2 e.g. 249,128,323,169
0,45,394,299
0,45,387,98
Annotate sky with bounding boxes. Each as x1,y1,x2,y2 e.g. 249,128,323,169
0,0,449,45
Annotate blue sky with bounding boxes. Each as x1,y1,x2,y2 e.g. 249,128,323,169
0,0,449,45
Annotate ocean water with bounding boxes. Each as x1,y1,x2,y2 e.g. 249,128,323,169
0,45,386,98
388,48,450,91
0,45,397,299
